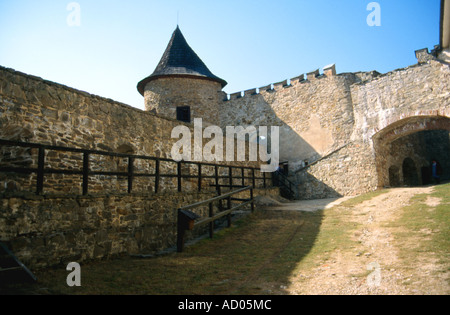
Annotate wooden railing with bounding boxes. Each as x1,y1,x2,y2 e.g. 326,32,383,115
0,139,272,195
177,186,254,252
274,170,297,200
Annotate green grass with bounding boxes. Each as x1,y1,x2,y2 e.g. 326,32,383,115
388,183,450,267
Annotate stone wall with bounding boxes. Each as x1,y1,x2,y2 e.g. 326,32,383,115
294,141,378,200
219,67,370,171
0,66,264,196
220,54,449,199
0,66,186,157
0,66,277,270
0,187,279,269
350,59,450,144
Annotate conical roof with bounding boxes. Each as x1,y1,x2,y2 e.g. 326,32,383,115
137,27,227,95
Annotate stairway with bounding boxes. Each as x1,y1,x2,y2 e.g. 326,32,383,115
0,242,37,286
274,172,299,200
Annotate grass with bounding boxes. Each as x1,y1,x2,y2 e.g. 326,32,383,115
1,185,448,295
387,183,450,269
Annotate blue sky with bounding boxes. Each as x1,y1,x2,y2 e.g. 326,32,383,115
0,0,441,110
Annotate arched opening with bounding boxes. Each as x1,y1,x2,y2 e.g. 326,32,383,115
402,158,419,186
389,166,400,187
373,116,450,188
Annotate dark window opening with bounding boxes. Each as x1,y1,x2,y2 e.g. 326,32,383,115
177,107,191,123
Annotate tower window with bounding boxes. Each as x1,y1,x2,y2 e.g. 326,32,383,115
177,106,191,123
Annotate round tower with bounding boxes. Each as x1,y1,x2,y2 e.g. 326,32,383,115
137,27,227,125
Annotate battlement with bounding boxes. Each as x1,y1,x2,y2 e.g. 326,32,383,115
223,64,337,102
223,45,441,102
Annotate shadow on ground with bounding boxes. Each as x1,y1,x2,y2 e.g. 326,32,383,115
0,194,355,295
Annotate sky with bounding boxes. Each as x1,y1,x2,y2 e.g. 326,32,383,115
0,0,442,110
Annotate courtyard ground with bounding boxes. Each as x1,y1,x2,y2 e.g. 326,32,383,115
2,183,449,295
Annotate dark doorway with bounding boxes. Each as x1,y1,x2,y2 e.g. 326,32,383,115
403,158,419,186
389,166,400,187
421,167,431,185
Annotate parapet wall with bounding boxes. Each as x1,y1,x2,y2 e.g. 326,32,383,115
219,64,375,170
0,66,264,195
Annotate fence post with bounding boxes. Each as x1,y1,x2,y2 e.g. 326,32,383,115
198,163,202,192
241,167,245,187
177,209,185,253
82,152,90,196
214,165,219,192
128,156,134,194
177,161,182,192
155,159,160,194
229,166,233,190
252,168,256,188
250,187,255,213
227,195,232,227
209,203,214,239
36,147,45,195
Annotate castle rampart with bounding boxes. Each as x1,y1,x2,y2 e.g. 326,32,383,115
220,63,360,172
0,65,279,268
219,50,449,199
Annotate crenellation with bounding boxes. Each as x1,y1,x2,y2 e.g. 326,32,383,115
260,83,274,92
307,69,320,81
415,48,435,63
273,80,287,91
323,64,336,77
290,74,305,85
230,91,243,100
244,88,258,96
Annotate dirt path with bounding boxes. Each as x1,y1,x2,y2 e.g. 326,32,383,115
263,187,449,295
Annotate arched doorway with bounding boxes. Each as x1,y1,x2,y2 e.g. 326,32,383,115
402,158,419,186
389,166,400,187
372,116,450,188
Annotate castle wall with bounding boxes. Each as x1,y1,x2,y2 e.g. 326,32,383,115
350,59,450,144
297,58,450,198
0,187,279,269
0,66,263,195
219,68,367,172
0,66,273,269
219,67,382,198
438,48,450,63
220,56,449,199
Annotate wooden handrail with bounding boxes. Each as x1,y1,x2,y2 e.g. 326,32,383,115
0,139,272,196
177,186,255,252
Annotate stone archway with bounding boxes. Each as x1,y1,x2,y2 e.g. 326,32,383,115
372,115,450,188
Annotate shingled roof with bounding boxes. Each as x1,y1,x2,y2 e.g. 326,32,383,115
137,26,227,95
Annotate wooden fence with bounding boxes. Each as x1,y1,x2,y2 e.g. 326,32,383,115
0,139,272,195
177,186,255,252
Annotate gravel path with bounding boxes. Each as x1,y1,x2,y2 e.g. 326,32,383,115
262,187,449,295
